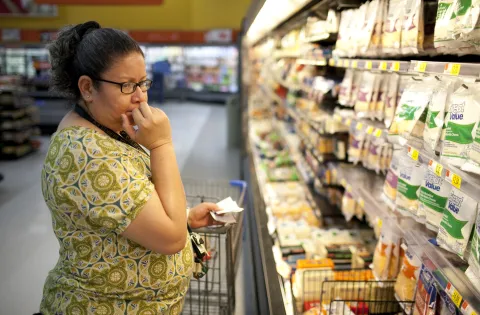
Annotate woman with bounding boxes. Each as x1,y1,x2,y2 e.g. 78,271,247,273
39,21,221,314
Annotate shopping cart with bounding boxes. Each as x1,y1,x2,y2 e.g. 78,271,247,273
291,268,415,314
181,178,247,315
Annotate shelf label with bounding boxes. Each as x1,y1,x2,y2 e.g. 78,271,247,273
337,59,343,67
428,160,444,177
346,118,352,126
352,60,358,69
446,283,463,308
374,129,382,137
365,61,373,70
461,300,477,315
334,115,342,122
445,63,461,76
417,61,427,72
379,61,387,70
358,198,365,208
356,122,363,131
344,59,350,68
329,59,335,67
377,217,383,229
366,126,374,134
391,61,400,72
408,146,419,161
340,178,347,187
445,169,462,189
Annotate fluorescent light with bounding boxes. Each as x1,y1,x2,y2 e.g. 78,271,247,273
246,0,311,44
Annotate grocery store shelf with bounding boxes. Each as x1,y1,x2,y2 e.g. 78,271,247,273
274,50,301,59
303,33,337,44
330,58,410,73
409,60,480,77
406,143,480,202
333,111,389,141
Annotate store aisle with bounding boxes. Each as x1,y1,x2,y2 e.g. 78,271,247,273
0,101,241,314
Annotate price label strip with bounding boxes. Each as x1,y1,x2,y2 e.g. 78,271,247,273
417,61,428,72
352,60,358,69
374,129,382,137
365,61,373,70
428,159,444,177
461,300,478,315
408,146,419,161
445,169,462,189
446,282,463,308
391,61,400,72
366,126,374,134
379,61,387,71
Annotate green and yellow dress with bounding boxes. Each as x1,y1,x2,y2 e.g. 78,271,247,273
40,126,193,315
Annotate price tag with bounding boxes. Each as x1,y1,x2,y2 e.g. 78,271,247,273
334,114,342,122
461,300,477,315
356,122,363,131
344,59,350,68
408,146,419,161
391,61,400,72
346,118,352,126
329,59,335,67
379,61,387,70
428,159,444,177
358,199,365,208
367,126,374,134
365,61,373,70
446,169,462,189
340,179,347,187
337,59,343,67
377,218,383,229
417,61,427,72
352,60,358,69
374,129,382,137
451,288,463,308
450,63,461,76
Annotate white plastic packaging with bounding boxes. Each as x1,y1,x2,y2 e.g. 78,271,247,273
419,168,452,232
396,154,426,218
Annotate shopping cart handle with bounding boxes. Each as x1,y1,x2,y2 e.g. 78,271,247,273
229,180,247,207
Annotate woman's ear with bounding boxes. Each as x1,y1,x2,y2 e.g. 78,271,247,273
78,75,94,101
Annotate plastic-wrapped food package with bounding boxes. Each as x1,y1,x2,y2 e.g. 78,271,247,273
384,73,402,128
419,168,452,231
375,73,390,120
352,5,368,57
394,245,422,306
383,149,402,207
467,210,480,280
368,0,388,56
348,129,367,164
423,78,461,154
336,10,354,57
401,0,424,54
396,154,426,217
382,0,407,54
437,187,479,259
338,69,355,106
355,72,380,118
388,78,435,145
463,121,480,174
359,0,383,55
413,264,439,315
434,0,474,53
341,189,357,222
452,0,480,51
422,1,438,54
441,84,480,167
350,70,363,107
380,144,394,173
373,221,402,280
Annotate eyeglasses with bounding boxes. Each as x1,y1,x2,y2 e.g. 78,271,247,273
93,78,153,94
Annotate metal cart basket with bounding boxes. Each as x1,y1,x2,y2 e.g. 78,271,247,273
181,178,247,315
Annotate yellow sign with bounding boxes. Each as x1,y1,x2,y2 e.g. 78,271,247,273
367,126,374,134
329,59,335,67
344,60,350,68
417,61,427,72
452,173,462,189
346,118,352,126
450,289,462,308
379,61,387,70
435,163,443,177
356,122,363,130
392,62,400,72
450,63,461,76
358,199,365,208
352,60,358,69
374,129,382,137
408,146,419,161
365,61,372,70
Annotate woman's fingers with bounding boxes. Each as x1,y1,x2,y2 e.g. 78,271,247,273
121,114,136,139
131,108,145,125
139,102,153,119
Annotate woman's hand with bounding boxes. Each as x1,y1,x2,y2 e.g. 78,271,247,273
121,102,172,151
188,203,224,229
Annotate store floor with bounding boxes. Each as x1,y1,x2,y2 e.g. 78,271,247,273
0,101,245,314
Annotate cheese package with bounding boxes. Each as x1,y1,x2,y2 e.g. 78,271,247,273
434,0,474,53
338,69,355,106
394,245,422,308
382,0,407,54
401,0,424,54
463,121,480,175
383,149,402,207
367,0,387,56
396,154,426,218
437,187,479,259
358,0,381,55
441,84,480,167
375,73,390,120
373,221,402,280
468,210,480,280
451,0,480,51
342,189,357,222
413,264,439,315
419,168,452,232
355,71,378,118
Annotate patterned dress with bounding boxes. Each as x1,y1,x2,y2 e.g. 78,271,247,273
40,126,193,315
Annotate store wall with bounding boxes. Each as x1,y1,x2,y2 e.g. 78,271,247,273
0,0,250,31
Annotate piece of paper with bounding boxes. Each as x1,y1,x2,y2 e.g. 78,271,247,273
215,197,244,214
210,211,237,224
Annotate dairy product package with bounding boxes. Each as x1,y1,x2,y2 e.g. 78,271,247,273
437,187,479,259
467,210,480,280
375,73,390,120
413,264,439,315
350,70,363,107
388,78,435,145
434,0,474,53
419,168,452,232
348,128,367,164
452,0,480,51
359,0,382,55
356,72,380,118
384,73,401,128
422,1,439,54
339,69,355,106
372,221,402,280
463,121,480,175
401,0,424,54
396,154,426,217
394,245,422,307
382,0,407,54
424,78,461,154
441,84,480,168
367,0,388,56
342,189,357,222
352,4,368,57
383,149,402,207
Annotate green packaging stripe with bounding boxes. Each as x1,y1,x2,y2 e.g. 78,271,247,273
472,230,480,263
398,178,420,200
419,187,449,213
440,210,469,239
427,111,440,129
446,121,476,144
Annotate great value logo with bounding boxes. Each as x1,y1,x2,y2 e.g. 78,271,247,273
450,102,465,121
447,193,464,214
425,172,442,191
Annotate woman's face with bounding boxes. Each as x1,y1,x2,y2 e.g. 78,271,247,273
87,52,148,131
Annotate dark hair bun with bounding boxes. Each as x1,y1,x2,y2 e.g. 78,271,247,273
48,21,142,99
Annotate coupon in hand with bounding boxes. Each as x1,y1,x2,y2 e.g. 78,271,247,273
210,197,244,224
